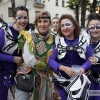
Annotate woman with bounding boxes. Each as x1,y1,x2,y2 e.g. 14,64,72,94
0,6,29,100
87,13,100,100
48,14,93,100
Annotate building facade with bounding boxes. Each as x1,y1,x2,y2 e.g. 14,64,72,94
0,0,74,23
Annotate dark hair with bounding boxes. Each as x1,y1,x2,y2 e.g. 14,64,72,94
13,5,29,30
29,23,35,31
13,5,28,17
58,14,80,38
0,17,4,23
87,12,100,26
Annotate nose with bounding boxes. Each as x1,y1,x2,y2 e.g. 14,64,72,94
41,21,45,25
21,18,25,21
63,25,67,29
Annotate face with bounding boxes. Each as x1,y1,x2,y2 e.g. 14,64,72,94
13,10,28,30
36,18,50,36
52,19,59,30
61,18,75,38
88,20,100,38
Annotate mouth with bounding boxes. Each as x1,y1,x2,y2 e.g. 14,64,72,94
92,32,99,35
20,23,26,27
41,27,46,30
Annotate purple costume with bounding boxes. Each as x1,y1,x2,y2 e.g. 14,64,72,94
48,36,93,100
89,40,100,100
0,25,19,100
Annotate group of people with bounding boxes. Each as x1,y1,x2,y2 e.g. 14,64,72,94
0,5,100,100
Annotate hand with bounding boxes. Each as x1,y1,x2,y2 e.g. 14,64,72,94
80,68,85,76
59,65,76,77
14,56,23,66
88,56,98,65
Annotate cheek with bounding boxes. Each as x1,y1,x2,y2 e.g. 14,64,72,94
46,24,50,29
26,19,29,24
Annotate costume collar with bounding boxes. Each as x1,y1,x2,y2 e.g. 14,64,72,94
34,28,50,39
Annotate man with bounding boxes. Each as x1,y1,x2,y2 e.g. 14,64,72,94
51,17,59,35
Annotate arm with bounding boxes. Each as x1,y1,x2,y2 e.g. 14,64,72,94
0,29,14,62
0,29,22,63
81,43,93,71
48,45,61,72
48,45,76,77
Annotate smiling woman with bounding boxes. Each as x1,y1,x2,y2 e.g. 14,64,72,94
87,13,100,100
0,5,29,100
48,14,93,100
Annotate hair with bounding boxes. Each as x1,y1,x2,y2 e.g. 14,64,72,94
34,11,51,26
58,14,80,37
13,5,29,30
0,17,4,23
87,12,100,26
52,17,59,21
29,23,35,31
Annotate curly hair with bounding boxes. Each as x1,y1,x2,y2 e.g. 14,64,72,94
87,12,100,26
58,14,80,38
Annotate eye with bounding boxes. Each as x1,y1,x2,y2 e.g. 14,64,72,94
38,20,42,23
96,24,100,29
23,16,28,19
65,23,71,26
88,25,95,30
61,24,64,27
56,22,59,24
44,20,49,23
16,16,22,20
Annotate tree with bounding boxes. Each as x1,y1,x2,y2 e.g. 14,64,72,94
10,0,15,15
91,0,97,12
66,0,81,23
10,0,28,15
66,0,92,27
24,0,28,7
81,0,86,28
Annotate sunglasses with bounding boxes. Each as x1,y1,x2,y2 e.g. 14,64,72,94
15,15,28,20
88,24,100,31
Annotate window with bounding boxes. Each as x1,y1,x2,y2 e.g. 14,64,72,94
55,0,58,6
35,11,40,16
35,0,41,4
62,0,64,7
55,14,59,17
8,8,13,17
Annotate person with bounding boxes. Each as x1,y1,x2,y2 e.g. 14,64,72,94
0,5,29,100
87,13,100,100
15,11,54,100
32,11,54,100
51,17,59,35
50,17,61,100
48,14,93,100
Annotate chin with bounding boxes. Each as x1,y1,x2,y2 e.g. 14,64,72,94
39,32,48,36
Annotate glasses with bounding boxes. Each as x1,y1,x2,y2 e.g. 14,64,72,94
88,24,100,31
61,21,73,29
15,15,28,20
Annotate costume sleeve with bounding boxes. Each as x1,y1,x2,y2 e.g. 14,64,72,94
48,45,61,72
81,43,93,71
0,29,14,62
